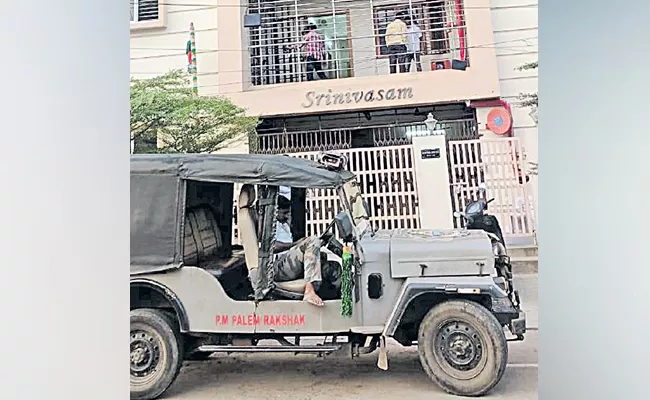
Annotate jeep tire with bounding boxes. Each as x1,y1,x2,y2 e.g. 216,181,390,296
130,308,184,400
417,299,508,397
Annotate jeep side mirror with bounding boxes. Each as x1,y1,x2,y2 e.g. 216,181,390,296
334,211,354,242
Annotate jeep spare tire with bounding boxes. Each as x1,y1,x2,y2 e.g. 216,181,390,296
417,299,508,397
130,309,184,400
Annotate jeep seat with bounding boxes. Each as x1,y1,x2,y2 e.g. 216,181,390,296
275,280,307,292
183,205,247,292
273,254,343,301
237,184,259,275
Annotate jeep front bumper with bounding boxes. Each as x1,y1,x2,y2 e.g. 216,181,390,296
509,311,527,336
491,291,526,339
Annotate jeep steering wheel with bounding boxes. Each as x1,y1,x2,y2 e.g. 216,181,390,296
319,221,335,245
319,221,344,257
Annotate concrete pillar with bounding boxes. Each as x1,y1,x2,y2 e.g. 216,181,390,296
412,134,454,229
216,0,249,94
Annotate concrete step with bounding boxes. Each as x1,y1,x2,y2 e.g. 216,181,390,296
504,235,537,248
511,256,538,274
508,245,538,258
504,240,538,274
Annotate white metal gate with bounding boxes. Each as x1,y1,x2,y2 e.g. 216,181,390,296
293,145,421,235
448,138,536,236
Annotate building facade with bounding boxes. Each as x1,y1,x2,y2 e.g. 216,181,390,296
489,0,538,220
131,0,538,241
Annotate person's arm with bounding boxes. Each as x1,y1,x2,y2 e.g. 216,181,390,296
289,34,307,51
274,236,308,253
274,241,294,253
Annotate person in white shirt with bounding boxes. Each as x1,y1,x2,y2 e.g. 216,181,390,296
273,196,325,306
405,15,423,72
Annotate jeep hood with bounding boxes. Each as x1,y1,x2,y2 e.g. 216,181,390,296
369,229,495,278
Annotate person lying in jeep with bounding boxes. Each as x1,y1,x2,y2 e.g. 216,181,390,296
273,196,327,307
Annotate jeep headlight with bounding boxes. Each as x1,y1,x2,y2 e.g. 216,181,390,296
493,276,508,292
492,241,507,257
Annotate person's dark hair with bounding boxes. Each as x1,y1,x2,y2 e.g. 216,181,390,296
307,23,318,31
396,11,407,19
278,195,291,211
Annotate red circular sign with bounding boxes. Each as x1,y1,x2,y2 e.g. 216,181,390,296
486,108,512,135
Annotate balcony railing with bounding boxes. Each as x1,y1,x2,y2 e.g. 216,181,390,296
247,0,469,87
253,118,478,154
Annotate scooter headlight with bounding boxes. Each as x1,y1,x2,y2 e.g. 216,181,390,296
465,201,484,219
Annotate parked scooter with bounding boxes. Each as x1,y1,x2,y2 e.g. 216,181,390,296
454,183,505,246
454,183,515,297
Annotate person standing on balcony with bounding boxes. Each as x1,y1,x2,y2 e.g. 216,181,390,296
405,15,423,72
385,12,408,74
301,24,328,81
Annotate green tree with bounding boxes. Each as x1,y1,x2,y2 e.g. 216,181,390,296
130,70,258,154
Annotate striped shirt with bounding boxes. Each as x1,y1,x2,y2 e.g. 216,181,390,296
303,30,326,60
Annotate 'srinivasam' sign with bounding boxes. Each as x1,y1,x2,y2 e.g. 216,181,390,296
301,87,414,108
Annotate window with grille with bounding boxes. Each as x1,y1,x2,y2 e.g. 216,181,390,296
131,0,159,23
246,0,467,86
373,1,463,56
247,0,353,86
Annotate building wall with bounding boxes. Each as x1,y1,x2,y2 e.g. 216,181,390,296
130,1,221,96
128,0,535,233
489,0,538,223
220,0,502,117
490,0,538,141
130,0,505,117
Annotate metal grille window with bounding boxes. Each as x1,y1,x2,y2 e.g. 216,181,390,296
247,0,468,87
131,0,159,23
248,0,353,86
373,1,457,55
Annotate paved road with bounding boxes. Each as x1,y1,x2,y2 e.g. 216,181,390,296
163,275,538,400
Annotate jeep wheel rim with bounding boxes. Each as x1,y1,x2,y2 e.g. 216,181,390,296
130,328,163,383
434,320,487,380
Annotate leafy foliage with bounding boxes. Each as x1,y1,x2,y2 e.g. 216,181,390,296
130,70,258,154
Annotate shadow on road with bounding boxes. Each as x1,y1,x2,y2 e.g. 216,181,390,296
164,345,537,400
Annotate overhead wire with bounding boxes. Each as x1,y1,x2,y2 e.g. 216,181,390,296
130,1,538,12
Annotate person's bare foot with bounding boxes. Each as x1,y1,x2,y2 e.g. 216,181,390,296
303,283,324,307
303,291,323,306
